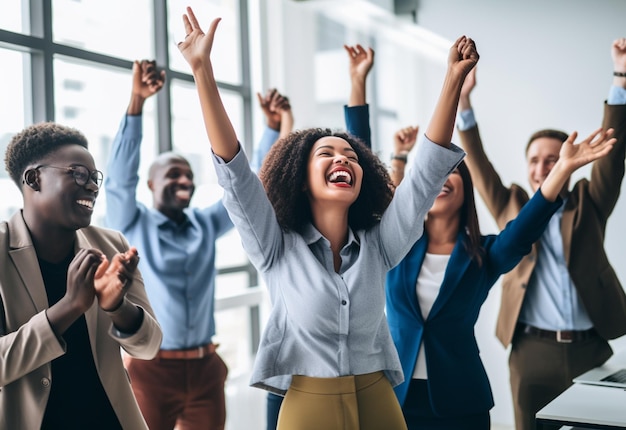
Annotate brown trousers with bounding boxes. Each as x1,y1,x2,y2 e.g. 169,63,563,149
509,330,612,430
124,352,228,430
277,371,407,430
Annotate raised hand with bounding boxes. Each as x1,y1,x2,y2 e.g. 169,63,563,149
94,247,140,312
394,126,419,156
540,128,616,201
257,88,291,131
344,44,374,106
449,36,479,79
177,7,221,72
344,44,375,83
558,128,615,172
133,60,165,99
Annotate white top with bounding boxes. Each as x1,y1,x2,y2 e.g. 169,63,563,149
412,252,450,379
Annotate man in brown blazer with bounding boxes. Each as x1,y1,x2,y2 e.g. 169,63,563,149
456,38,626,430
0,122,162,429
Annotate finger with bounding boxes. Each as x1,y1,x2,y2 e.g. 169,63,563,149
182,13,193,36
256,92,265,106
453,35,467,55
185,6,202,31
566,131,579,145
94,257,109,279
343,45,356,57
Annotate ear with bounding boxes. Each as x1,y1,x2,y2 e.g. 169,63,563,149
23,169,40,191
147,179,154,191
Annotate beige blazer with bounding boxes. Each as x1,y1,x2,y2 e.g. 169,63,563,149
459,102,626,347
0,211,162,430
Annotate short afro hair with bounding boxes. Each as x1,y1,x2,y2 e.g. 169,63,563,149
5,122,89,187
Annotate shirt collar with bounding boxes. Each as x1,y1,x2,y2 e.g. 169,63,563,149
301,223,360,249
150,208,192,229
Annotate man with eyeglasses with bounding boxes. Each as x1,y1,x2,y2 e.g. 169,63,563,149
104,59,291,430
0,122,163,429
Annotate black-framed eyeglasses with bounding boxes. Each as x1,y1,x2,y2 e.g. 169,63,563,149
35,164,104,187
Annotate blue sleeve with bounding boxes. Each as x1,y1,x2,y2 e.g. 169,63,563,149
608,86,626,105
456,109,477,131
104,115,143,231
487,191,562,273
344,104,371,149
251,126,280,174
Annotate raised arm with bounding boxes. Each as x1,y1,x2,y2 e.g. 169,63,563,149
178,8,239,161
344,44,374,147
390,125,419,188
251,88,293,172
425,36,478,147
588,37,626,216
105,60,165,231
541,128,615,201
344,44,374,107
127,59,166,115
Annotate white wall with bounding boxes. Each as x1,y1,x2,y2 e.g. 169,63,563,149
256,0,626,427
414,0,626,426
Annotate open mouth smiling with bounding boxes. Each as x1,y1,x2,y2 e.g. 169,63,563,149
328,169,353,186
77,199,94,210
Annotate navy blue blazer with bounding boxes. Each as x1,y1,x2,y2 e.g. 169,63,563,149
386,190,562,416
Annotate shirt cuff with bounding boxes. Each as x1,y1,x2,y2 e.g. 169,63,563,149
456,109,477,131
608,86,626,105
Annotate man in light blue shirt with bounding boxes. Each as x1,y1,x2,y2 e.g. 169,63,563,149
456,38,626,430
104,59,290,430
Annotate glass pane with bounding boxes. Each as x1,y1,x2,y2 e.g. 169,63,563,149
0,0,29,34
168,0,242,85
170,78,247,271
52,0,153,61
54,56,159,228
0,48,29,221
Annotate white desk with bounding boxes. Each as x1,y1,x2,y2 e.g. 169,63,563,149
536,383,626,429
536,348,626,429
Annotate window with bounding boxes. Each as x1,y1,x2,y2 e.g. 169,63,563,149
0,3,262,422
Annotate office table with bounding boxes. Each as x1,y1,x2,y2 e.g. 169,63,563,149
536,381,626,429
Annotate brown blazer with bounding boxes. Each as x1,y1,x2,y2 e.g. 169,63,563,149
459,102,626,347
0,211,162,430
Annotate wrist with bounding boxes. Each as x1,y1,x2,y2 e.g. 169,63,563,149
614,71,626,77
391,152,409,163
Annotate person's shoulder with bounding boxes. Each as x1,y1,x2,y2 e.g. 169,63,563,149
79,225,128,251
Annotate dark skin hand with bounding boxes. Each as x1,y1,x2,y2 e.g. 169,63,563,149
46,247,143,336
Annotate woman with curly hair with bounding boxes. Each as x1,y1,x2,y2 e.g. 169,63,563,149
177,7,472,430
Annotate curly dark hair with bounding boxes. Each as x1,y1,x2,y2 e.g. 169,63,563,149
259,128,393,232
4,122,89,188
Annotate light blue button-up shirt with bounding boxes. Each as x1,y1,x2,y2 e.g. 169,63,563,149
104,115,278,349
213,136,464,394
457,85,626,331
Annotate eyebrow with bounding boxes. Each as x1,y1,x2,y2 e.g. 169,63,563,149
313,145,357,155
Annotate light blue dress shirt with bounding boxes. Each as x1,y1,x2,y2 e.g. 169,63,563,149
456,85,626,331
213,136,464,394
104,115,278,349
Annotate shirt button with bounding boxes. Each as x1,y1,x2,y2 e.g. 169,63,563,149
341,300,347,305
41,378,51,387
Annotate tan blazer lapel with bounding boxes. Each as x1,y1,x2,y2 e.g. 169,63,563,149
7,213,48,311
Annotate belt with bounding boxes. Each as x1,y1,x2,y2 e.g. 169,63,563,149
516,323,596,343
156,343,217,360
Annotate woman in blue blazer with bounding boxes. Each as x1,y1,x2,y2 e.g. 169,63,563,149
384,123,615,430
